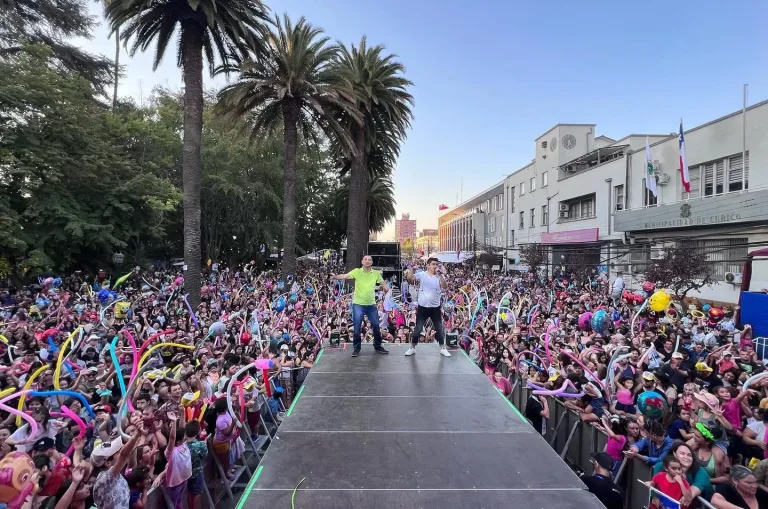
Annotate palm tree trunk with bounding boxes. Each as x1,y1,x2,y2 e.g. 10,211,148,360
112,25,119,111
281,100,299,281
180,23,204,310
345,125,366,270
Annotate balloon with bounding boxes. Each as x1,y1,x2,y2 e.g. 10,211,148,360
289,293,299,303
444,301,455,313
0,451,39,506
174,277,184,287
254,358,276,370
138,342,194,369
141,284,150,292
708,307,724,322
702,303,712,312
183,294,199,328
276,281,285,291
294,301,304,310
273,298,286,312
641,281,656,293
578,312,593,331
590,309,609,334
637,391,668,420
501,298,510,307
27,391,95,418
16,364,48,426
34,297,49,309
649,290,671,312
51,405,86,457
306,287,314,296
240,332,251,345
109,338,128,409
528,380,584,398
97,288,112,305
209,321,226,337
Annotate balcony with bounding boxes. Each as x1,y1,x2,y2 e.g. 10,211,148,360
613,187,768,232
558,145,628,181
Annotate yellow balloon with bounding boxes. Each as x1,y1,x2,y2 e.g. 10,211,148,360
649,290,671,312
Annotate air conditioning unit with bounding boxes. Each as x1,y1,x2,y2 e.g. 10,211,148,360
654,160,661,171
725,272,743,285
657,173,671,185
650,248,665,260
559,203,569,212
558,211,569,219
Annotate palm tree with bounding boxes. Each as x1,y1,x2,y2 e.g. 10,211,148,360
105,0,271,309
101,0,119,110
335,174,396,235
217,15,359,280
333,38,414,270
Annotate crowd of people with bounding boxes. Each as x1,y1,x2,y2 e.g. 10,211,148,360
0,257,766,509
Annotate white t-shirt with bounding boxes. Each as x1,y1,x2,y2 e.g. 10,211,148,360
415,271,442,308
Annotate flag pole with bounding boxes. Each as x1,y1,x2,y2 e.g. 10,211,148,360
743,84,748,193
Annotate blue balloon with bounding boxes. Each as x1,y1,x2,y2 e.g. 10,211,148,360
289,293,299,303
273,298,286,312
98,289,112,305
276,281,285,291
702,304,712,312
209,321,226,337
590,309,609,334
282,333,290,340
637,391,668,420
35,297,49,309
306,287,314,296
52,277,62,288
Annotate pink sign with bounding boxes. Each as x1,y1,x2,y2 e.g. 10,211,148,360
541,228,599,244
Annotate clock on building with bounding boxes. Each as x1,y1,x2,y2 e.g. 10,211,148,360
561,134,576,149
550,137,557,152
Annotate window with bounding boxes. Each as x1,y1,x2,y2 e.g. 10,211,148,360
509,230,515,246
520,182,525,195
542,171,548,188
485,238,489,247
541,140,548,149
679,238,748,281
614,185,624,211
530,208,535,227
519,211,524,229
490,217,496,233
542,205,548,226
485,199,490,212
509,187,515,212
560,194,596,221
498,193,504,210
642,178,657,207
530,177,536,192
728,153,749,192
686,152,749,198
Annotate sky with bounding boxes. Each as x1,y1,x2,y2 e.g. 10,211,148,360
74,0,768,242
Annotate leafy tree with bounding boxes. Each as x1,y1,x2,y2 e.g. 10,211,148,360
333,37,413,270
1,0,114,95
519,243,548,277
217,15,358,280
106,0,271,308
643,244,715,298
0,47,181,275
334,174,396,237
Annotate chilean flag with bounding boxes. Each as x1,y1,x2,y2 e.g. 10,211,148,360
679,119,691,193
438,204,449,210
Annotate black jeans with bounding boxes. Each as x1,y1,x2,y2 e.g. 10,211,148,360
411,305,445,346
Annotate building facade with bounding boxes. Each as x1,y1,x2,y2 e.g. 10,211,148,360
438,100,768,303
416,229,438,255
438,183,505,253
395,214,417,244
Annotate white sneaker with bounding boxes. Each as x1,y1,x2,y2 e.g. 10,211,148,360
440,348,452,357
405,347,416,356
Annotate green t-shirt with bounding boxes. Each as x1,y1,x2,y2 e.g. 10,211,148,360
349,268,384,306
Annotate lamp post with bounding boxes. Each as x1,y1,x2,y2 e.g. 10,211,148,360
112,252,125,284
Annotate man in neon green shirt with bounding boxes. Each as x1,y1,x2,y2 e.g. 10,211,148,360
333,255,391,357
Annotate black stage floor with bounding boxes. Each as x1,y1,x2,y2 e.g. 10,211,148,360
238,344,604,509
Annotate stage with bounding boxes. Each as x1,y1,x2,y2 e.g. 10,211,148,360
237,344,604,509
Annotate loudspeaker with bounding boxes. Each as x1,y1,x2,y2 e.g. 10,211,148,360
382,268,402,287
446,332,459,348
329,331,340,347
368,242,400,257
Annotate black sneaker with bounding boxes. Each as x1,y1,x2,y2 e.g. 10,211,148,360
351,349,360,357
374,346,389,354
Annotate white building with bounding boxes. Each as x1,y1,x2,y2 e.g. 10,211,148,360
444,100,768,304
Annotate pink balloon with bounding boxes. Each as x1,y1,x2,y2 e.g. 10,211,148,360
254,358,275,370
560,349,606,391
0,401,38,443
294,301,304,310
174,277,184,287
578,312,593,331
51,405,86,457
527,380,584,398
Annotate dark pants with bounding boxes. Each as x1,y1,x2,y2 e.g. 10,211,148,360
411,306,445,346
352,304,382,351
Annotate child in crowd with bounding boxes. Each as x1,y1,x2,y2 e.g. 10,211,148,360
164,412,192,509
649,454,692,509
185,420,208,509
598,415,628,477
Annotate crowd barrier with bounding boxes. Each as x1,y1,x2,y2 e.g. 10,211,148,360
507,378,716,509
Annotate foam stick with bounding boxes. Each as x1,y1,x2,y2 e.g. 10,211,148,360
520,360,545,372
0,402,39,443
560,349,606,390
112,270,134,290
52,404,86,456
527,380,585,398
183,293,199,328
27,391,95,418
16,363,49,426
100,297,123,329
109,337,130,412
630,298,649,338
137,329,176,359
54,327,81,389
123,328,139,384
117,360,160,439
742,371,768,393
527,304,540,324
512,350,547,371
138,342,194,369
542,323,558,364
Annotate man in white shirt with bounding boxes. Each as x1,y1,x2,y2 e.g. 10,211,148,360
403,258,450,357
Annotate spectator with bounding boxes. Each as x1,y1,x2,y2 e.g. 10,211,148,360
711,465,768,509
649,453,692,508
580,452,623,509
626,421,674,467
